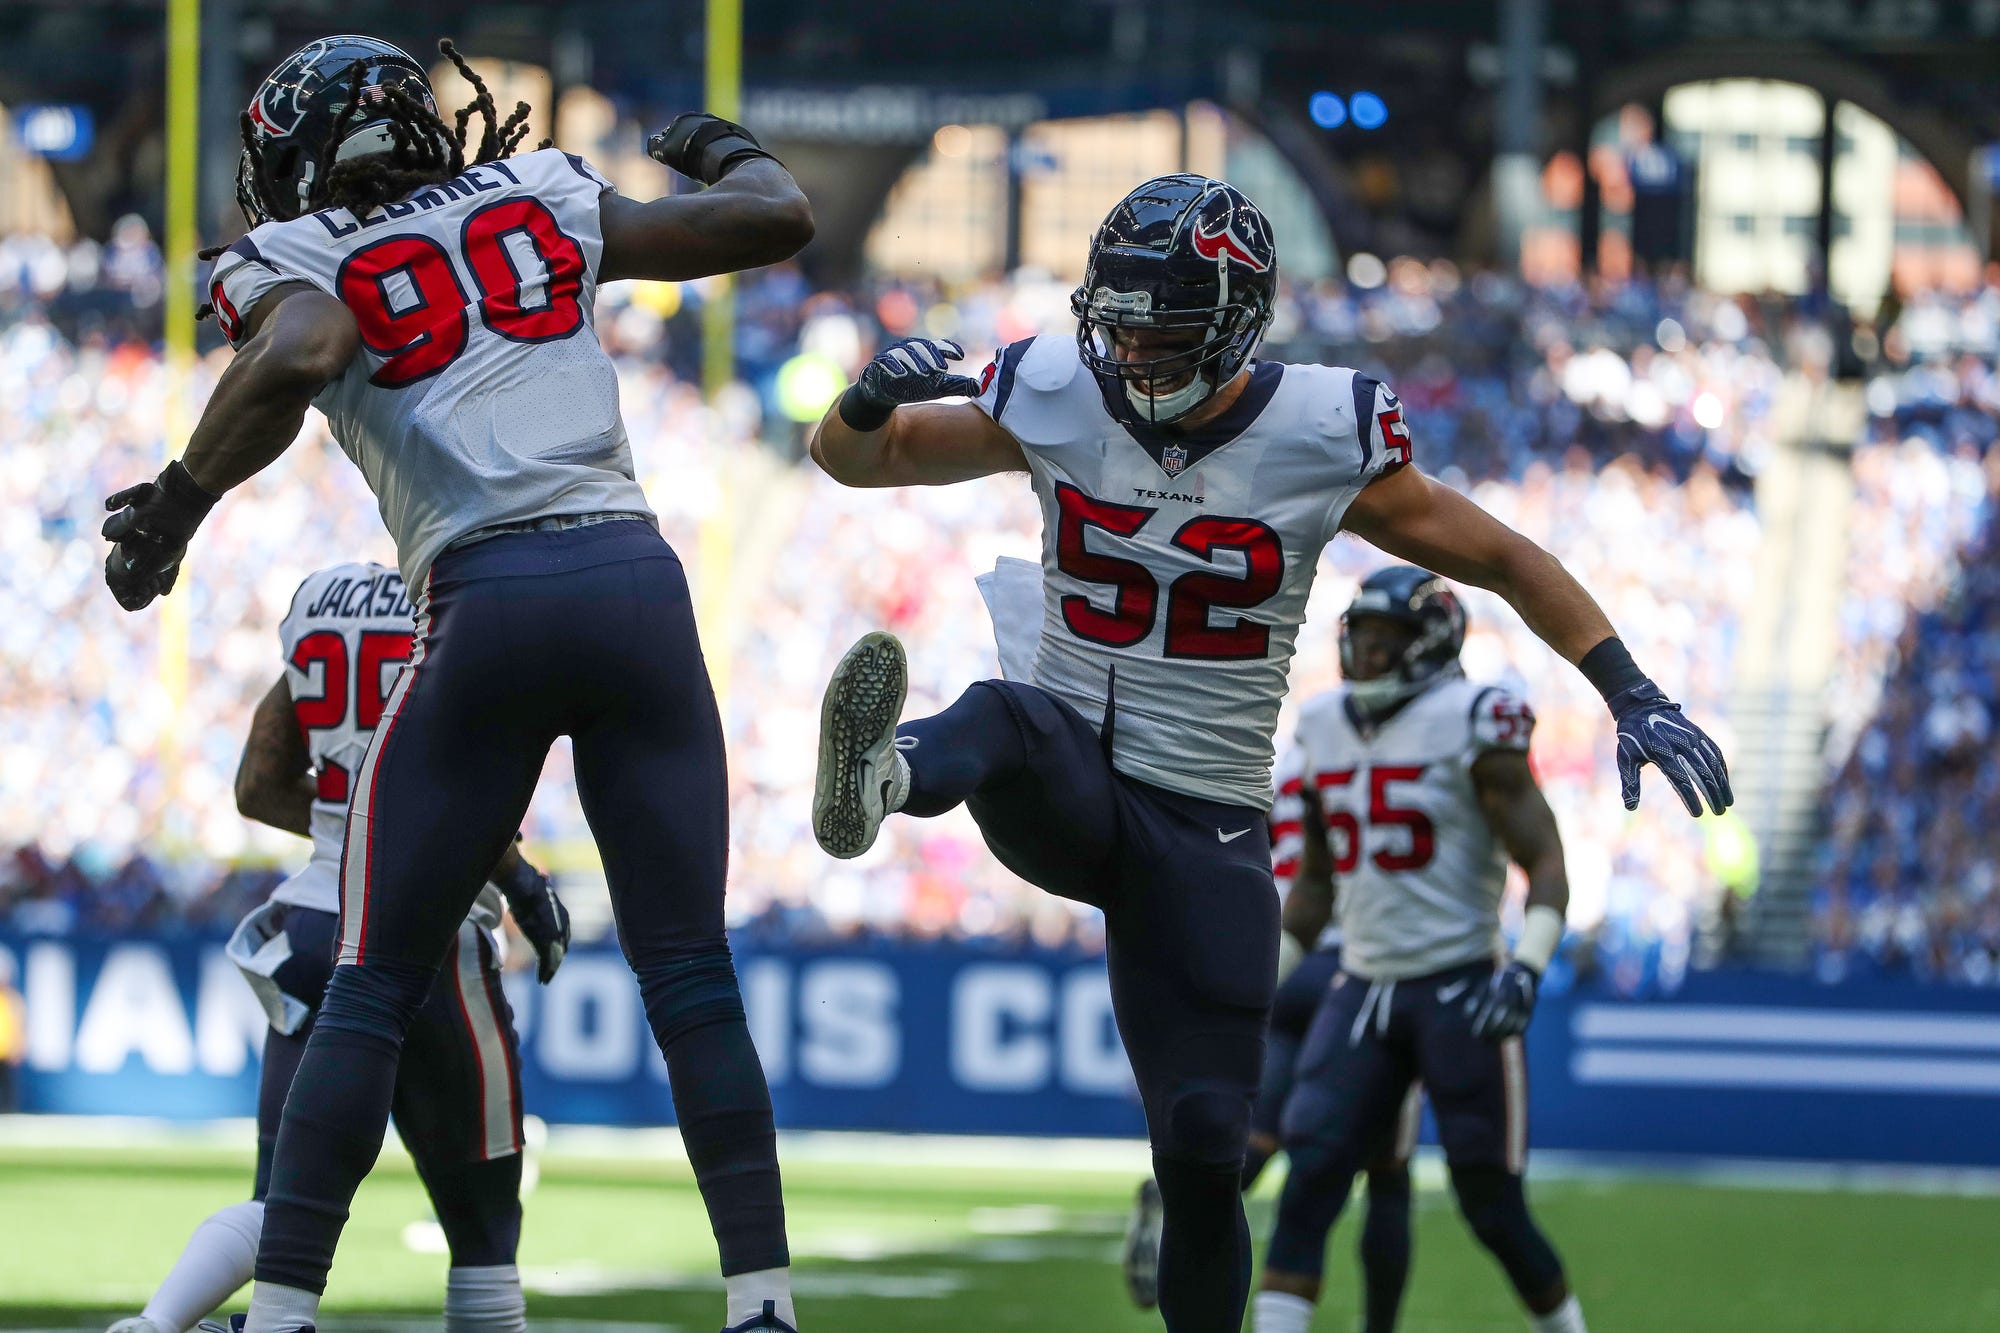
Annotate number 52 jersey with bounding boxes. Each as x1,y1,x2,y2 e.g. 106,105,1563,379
207,148,653,590
975,334,1410,809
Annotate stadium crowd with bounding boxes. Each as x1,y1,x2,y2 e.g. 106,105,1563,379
1813,279,2000,984
3,227,1996,985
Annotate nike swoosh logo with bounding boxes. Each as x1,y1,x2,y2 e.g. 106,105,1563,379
1217,827,1252,843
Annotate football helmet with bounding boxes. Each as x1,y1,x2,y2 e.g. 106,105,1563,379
1340,565,1467,712
236,34,437,225
1070,174,1278,425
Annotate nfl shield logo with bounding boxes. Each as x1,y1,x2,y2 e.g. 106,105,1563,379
1162,443,1187,477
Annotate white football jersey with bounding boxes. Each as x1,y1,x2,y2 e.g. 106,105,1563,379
270,561,502,933
975,335,1408,808
1293,674,1535,980
1270,743,1307,902
208,149,653,589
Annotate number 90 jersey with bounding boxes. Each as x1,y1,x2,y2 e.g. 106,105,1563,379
975,334,1409,808
207,149,654,590
271,562,502,932
1294,676,1536,981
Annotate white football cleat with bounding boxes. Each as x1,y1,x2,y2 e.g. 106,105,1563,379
813,631,910,859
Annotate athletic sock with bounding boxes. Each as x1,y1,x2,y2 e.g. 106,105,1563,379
240,1281,319,1333
724,1267,796,1327
140,1200,264,1333
1530,1295,1588,1333
896,683,1027,817
1251,1290,1316,1333
444,1264,526,1333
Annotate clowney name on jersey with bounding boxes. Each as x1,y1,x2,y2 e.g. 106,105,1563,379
1294,675,1535,980
207,148,654,589
974,333,1410,809
273,561,502,932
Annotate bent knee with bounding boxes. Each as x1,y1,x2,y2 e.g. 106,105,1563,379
1155,1087,1251,1169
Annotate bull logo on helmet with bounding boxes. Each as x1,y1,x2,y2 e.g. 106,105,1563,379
1191,211,1271,273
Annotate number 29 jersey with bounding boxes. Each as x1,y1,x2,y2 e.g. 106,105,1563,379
271,561,502,932
1293,675,1535,981
975,334,1409,809
207,148,653,590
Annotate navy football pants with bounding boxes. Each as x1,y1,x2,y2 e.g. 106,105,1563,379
257,521,786,1292
257,905,523,1268
900,679,1278,1333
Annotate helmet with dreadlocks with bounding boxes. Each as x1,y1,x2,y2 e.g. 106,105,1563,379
235,35,547,228
236,35,437,224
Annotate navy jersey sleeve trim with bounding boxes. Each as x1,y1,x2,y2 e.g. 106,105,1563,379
991,337,1035,421
226,235,266,265
1468,684,1503,731
1349,372,1383,473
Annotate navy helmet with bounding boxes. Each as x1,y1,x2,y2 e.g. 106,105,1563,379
1070,174,1278,425
237,34,437,225
1340,565,1467,711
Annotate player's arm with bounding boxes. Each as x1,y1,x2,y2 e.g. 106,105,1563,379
489,838,571,984
234,674,315,838
599,114,814,283
1281,787,1336,951
810,339,1028,486
1344,463,1731,818
102,284,359,612
1466,746,1567,1043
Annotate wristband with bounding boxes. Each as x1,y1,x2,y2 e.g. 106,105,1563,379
837,383,894,432
1514,904,1564,974
1578,636,1649,704
161,459,221,523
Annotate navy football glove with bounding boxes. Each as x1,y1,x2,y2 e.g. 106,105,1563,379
1609,683,1733,817
1467,961,1539,1042
839,337,983,430
647,112,775,184
497,856,570,984
102,461,218,612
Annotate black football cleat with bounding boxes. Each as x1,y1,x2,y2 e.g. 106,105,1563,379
195,1318,314,1333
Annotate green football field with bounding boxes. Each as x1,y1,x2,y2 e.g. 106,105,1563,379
2,1128,1997,1333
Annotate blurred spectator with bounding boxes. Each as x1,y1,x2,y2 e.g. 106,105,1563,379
0,950,21,1112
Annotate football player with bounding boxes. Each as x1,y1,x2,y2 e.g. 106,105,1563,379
110,561,568,1333
807,176,1728,1332
1123,743,1416,1331
1254,567,1585,1333
99,36,812,1333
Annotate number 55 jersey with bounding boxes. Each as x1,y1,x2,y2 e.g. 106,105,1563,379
1293,676,1536,981
975,333,1409,809
207,148,652,589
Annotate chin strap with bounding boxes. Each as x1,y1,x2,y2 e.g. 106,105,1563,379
1125,372,1215,424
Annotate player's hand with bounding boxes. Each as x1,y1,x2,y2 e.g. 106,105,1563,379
498,857,571,984
1467,961,1538,1041
1609,684,1732,817
856,337,983,410
101,461,218,612
646,112,775,184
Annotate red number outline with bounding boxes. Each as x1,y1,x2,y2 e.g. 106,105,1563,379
1313,764,1436,873
1164,515,1284,660
336,234,471,388
1055,483,1158,647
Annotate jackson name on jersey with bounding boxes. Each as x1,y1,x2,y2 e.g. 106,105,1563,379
273,561,502,933
974,333,1410,809
207,148,654,590
1293,673,1536,981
